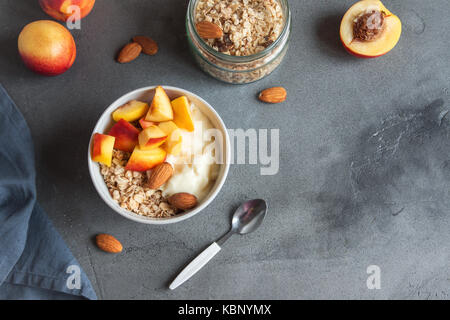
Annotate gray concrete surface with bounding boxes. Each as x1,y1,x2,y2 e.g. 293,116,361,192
1,0,449,299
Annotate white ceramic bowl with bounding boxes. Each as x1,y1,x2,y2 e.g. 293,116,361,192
88,86,230,224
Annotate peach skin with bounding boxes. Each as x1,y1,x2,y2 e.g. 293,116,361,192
139,118,155,129
138,125,168,150
18,20,76,76
39,0,96,22
112,100,149,122
108,119,140,152
92,133,115,167
125,146,167,172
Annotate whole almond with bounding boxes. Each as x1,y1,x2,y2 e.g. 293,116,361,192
168,193,198,211
132,36,158,55
96,234,123,253
196,21,223,39
258,87,287,104
117,42,142,63
147,162,173,189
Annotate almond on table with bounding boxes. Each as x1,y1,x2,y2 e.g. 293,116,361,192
132,36,158,55
117,42,142,63
258,87,287,103
96,234,123,253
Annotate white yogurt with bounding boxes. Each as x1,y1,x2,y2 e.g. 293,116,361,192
160,104,220,201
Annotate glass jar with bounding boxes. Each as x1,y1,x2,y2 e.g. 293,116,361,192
186,0,291,84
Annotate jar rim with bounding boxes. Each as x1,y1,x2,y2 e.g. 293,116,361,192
187,0,291,62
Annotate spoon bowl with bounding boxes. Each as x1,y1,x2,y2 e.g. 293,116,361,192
232,199,267,235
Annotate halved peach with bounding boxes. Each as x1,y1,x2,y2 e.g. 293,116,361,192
139,118,155,129
340,0,401,58
145,86,174,122
138,125,168,150
112,100,149,122
125,146,166,171
171,96,195,132
108,119,140,152
92,133,115,166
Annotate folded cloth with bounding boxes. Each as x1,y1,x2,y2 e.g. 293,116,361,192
0,84,97,300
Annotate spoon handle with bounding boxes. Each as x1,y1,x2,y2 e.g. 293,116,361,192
169,242,221,290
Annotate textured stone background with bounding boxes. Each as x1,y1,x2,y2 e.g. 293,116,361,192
0,0,449,299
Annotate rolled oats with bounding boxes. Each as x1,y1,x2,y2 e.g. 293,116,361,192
195,0,284,56
188,0,290,83
100,150,178,218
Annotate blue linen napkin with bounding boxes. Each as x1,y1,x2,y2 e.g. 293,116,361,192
0,84,97,300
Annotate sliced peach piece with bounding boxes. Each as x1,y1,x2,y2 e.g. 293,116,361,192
139,118,155,129
171,96,195,132
163,129,183,156
340,0,401,58
138,125,168,150
108,119,140,152
145,86,174,122
112,100,149,122
92,133,115,167
158,121,179,135
125,146,166,171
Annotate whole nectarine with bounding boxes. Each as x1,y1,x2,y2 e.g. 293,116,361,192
39,0,96,22
18,20,76,76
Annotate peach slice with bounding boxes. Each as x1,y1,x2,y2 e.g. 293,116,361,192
112,100,149,122
145,86,174,122
108,119,140,152
164,129,183,156
157,121,179,135
139,118,155,129
340,0,401,58
139,118,156,129
92,133,115,166
171,96,195,132
125,146,166,171
138,125,168,150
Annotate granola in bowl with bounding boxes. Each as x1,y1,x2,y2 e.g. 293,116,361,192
100,150,177,218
